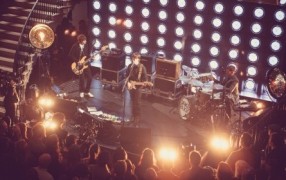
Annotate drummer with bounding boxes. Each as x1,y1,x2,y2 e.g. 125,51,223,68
212,63,239,120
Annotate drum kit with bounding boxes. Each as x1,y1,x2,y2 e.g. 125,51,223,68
179,65,227,124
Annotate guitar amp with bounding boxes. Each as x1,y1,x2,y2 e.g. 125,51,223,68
101,52,126,71
156,58,181,80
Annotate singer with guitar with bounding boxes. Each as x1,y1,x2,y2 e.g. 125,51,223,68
126,52,150,126
68,34,94,98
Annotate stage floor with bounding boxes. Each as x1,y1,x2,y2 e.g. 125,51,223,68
57,78,254,153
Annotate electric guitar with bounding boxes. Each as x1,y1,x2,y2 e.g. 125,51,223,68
71,45,108,75
127,81,153,90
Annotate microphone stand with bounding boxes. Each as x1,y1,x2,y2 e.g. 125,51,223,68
121,64,134,127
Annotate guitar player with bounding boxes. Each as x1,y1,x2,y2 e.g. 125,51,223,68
126,52,148,126
68,34,94,98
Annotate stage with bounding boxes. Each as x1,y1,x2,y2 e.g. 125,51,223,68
52,77,258,154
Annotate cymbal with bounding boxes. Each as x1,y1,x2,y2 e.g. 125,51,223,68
213,84,224,90
190,79,203,87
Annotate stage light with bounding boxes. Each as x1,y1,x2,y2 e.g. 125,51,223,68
230,35,240,46
245,79,255,90
141,21,150,31
191,57,200,67
108,30,116,39
174,41,182,50
116,19,123,25
232,20,242,31
268,56,279,66
175,26,184,37
124,19,133,29
275,10,285,21
71,31,77,37
280,0,286,5
108,16,116,26
193,29,202,39
211,32,221,42
158,10,167,20
125,5,133,15
248,52,258,63
272,25,282,37
212,17,222,28
140,48,148,54
158,24,167,34
210,46,219,57
93,14,101,23
173,54,183,61
247,66,257,77
195,1,205,11
270,40,281,51
143,0,151,4
64,29,70,35
233,5,244,16
159,0,168,7
210,136,230,152
109,2,117,13
124,32,132,42
142,7,150,18
250,38,260,49
191,43,201,53
140,35,148,44
159,148,178,161
124,45,132,54
229,49,239,59
214,3,224,14
209,60,219,70
157,37,166,47
194,15,203,25
108,42,116,49
176,12,185,23
254,7,264,19
177,0,186,8
254,101,265,109
92,27,100,36
251,23,262,34
93,0,100,10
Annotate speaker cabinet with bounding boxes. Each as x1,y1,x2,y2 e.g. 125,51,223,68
156,58,181,80
101,52,126,71
153,76,184,100
140,54,156,75
120,127,151,153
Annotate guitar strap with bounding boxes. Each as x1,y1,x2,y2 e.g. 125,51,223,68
138,64,143,81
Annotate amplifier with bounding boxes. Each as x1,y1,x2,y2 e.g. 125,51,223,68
156,58,181,80
101,67,126,85
140,54,156,75
153,76,183,100
101,52,126,71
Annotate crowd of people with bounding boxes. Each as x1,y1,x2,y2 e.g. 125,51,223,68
0,110,285,180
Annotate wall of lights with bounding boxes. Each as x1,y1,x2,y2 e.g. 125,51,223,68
88,0,286,101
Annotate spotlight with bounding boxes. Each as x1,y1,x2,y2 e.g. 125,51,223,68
210,136,230,152
43,119,58,130
38,95,55,108
71,30,77,37
159,147,178,161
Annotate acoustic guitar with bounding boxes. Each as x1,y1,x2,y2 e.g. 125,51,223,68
71,45,108,75
127,81,153,90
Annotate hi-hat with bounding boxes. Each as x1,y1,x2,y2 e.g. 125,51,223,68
29,24,55,49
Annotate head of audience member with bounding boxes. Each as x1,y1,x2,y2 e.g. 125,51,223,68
38,153,52,169
18,122,28,140
138,148,157,168
267,124,281,136
216,161,234,180
189,150,202,168
125,159,136,175
66,144,82,165
0,120,8,136
32,122,46,139
268,132,284,150
65,134,78,148
89,143,100,160
45,134,60,153
97,151,111,167
235,160,254,180
239,132,253,148
113,160,127,178
52,112,66,129
113,146,127,163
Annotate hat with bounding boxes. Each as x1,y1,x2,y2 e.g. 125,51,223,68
227,63,238,72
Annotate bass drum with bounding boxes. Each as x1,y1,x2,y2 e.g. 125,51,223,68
178,95,197,120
